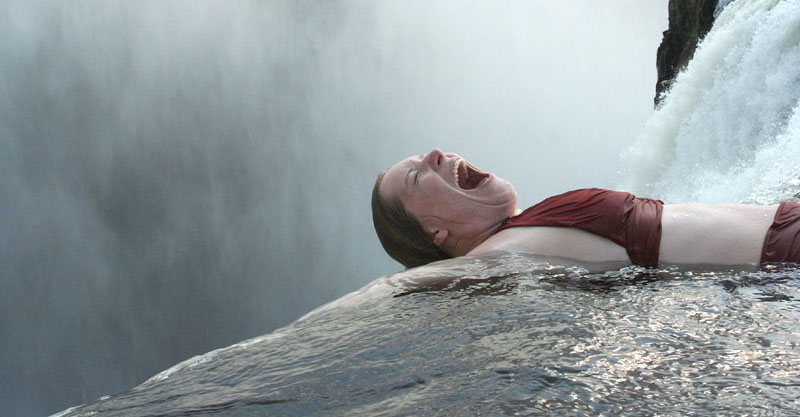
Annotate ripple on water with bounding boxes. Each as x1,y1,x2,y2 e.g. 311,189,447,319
58,253,800,416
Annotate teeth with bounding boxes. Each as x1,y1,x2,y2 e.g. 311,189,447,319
453,159,470,188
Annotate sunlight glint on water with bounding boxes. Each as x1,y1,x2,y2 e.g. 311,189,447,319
57,253,800,416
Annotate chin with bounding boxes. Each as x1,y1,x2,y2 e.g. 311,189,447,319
494,178,517,208
487,189,517,220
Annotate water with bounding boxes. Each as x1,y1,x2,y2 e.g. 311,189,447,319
20,0,800,414
57,253,800,416
55,1,800,415
715,0,737,18
623,0,800,204
0,1,666,415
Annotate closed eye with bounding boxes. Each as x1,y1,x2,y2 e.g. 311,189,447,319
414,171,421,184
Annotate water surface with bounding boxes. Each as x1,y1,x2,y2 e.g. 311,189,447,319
57,253,800,416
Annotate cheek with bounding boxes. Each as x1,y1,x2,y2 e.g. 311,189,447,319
407,189,450,217
419,180,456,204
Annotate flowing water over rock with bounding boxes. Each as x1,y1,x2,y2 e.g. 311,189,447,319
624,0,800,204
56,1,800,415
10,0,799,414
0,1,666,414
57,253,800,416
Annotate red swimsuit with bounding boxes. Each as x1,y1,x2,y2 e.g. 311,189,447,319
761,201,800,264
498,188,800,267
497,189,664,267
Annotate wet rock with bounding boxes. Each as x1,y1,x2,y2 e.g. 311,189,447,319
654,0,719,106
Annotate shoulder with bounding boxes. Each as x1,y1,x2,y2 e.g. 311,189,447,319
536,188,631,205
519,188,632,217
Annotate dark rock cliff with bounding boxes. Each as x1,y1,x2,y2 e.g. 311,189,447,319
655,0,720,106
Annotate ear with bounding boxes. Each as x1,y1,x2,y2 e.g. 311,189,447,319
428,228,449,247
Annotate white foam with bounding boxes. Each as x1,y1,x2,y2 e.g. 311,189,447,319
714,0,737,18
621,0,800,203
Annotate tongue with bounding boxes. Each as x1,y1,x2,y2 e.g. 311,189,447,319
458,161,489,190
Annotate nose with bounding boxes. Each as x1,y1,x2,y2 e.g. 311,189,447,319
423,148,445,170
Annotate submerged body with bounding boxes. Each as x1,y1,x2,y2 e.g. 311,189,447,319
374,149,797,269
472,202,779,266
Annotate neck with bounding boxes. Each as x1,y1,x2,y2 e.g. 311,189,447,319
447,209,519,256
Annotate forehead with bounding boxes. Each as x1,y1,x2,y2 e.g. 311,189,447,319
379,156,416,201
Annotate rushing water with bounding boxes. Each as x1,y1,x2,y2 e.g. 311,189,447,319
623,0,800,204
1,1,665,415
43,0,800,415
57,253,800,416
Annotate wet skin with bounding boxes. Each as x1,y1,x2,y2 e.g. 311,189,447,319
379,149,518,256
381,150,780,266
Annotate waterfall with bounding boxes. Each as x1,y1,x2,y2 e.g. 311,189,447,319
622,0,800,204
0,1,666,415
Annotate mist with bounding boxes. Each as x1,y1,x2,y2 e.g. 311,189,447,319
0,1,665,415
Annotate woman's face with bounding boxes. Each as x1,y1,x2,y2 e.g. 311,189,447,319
379,149,517,241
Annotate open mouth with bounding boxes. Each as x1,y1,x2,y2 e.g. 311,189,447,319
455,159,490,190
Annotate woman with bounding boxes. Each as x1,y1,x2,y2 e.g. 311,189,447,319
372,149,800,269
